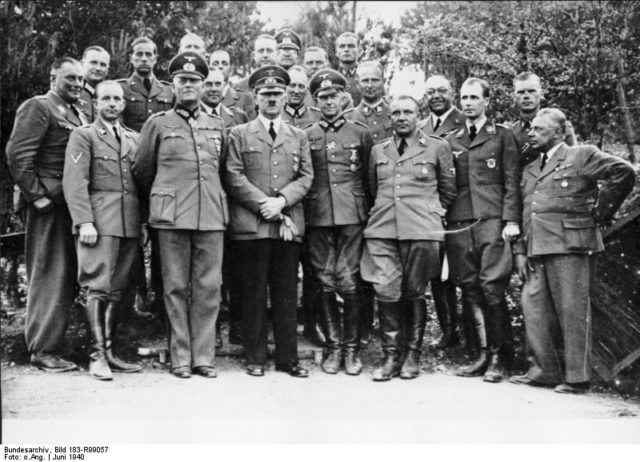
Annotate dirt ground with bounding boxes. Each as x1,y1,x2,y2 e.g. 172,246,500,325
2,310,640,444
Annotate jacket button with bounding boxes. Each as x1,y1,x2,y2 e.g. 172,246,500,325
332,169,337,173
201,177,204,181
397,162,402,166
123,180,128,184
200,161,204,165
396,174,401,177
273,174,278,178
273,161,279,165
274,188,279,192
123,169,128,172
333,183,337,187
396,185,400,189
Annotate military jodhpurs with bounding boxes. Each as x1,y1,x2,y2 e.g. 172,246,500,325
77,236,140,303
306,224,364,295
157,229,223,370
361,238,440,302
22,203,77,354
521,253,595,385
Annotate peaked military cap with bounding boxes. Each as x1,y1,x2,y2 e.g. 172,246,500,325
309,69,347,97
249,65,290,94
169,51,209,79
275,28,302,51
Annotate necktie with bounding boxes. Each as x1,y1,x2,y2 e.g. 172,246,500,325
269,121,277,141
69,105,86,124
540,153,548,171
434,117,441,132
143,78,152,92
113,126,121,145
398,138,407,156
469,124,477,141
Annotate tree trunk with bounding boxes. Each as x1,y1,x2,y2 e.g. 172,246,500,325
614,51,637,164
351,1,357,31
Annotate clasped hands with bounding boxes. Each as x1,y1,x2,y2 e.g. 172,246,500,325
258,196,297,241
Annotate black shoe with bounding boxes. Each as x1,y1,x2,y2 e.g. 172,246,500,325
246,364,265,377
30,353,78,373
455,349,490,377
171,367,191,379
194,366,217,378
275,363,309,378
372,354,401,382
554,382,590,394
483,352,507,383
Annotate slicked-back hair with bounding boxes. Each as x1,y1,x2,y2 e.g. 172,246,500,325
390,94,420,111
462,77,490,98
304,46,328,61
95,80,123,99
130,36,157,55
254,34,276,48
357,60,384,78
425,74,453,90
537,107,567,135
513,71,542,88
288,65,307,76
336,32,359,45
51,57,81,73
82,46,109,59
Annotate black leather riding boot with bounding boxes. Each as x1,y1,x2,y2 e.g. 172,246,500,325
85,298,112,380
318,291,342,374
455,302,490,377
105,302,143,373
400,299,427,379
373,300,404,381
342,293,363,375
432,280,459,349
302,283,326,347
483,300,510,383
461,299,479,355
359,284,375,346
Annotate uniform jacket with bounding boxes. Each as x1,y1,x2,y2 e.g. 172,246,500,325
63,119,141,237
78,82,97,123
418,107,464,138
304,117,373,227
117,74,174,132
514,143,635,256
202,103,248,129
445,120,521,223
228,79,256,120
337,66,362,106
364,132,457,241
132,108,228,231
283,103,321,130
345,99,393,143
511,116,577,167
6,91,85,209
224,118,313,242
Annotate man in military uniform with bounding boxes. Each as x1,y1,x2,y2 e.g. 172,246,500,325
275,28,302,71
303,46,329,77
209,49,254,117
6,57,88,372
202,69,248,128
445,78,521,383
284,66,320,129
179,32,206,55
224,65,313,378
63,80,144,380
346,60,393,143
361,95,457,381
304,69,373,375
335,32,361,106
419,74,465,351
234,34,278,93
133,52,227,379
79,46,110,122
511,72,576,167
118,36,174,316
512,108,635,394
118,37,173,132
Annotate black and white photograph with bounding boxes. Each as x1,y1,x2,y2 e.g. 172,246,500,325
1,0,639,456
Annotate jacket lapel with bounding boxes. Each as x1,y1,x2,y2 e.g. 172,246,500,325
469,121,493,148
272,122,287,149
538,143,568,180
250,119,272,147
94,119,120,153
382,138,399,162
438,108,463,137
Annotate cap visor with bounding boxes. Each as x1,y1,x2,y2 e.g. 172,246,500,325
256,86,286,94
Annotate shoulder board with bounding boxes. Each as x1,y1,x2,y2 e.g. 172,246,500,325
309,106,321,112
159,80,172,86
115,78,127,83
496,122,510,129
204,112,222,120
121,125,136,133
149,111,167,119
352,119,368,129
34,95,48,101
342,108,355,115
428,134,445,141
80,123,91,128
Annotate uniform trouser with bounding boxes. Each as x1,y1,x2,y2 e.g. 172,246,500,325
22,203,77,354
306,225,364,295
445,219,512,306
157,229,223,370
521,254,595,384
360,239,440,302
232,239,300,365
76,236,140,302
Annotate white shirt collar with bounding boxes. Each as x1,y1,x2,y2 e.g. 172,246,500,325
466,114,487,133
545,142,565,160
258,114,282,134
431,107,454,126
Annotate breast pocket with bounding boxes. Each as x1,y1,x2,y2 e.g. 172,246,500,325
477,153,502,184
242,149,263,170
93,152,120,177
552,171,582,196
413,160,436,181
161,132,189,154
205,133,222,156
375,158,390,179
149,186,176,225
